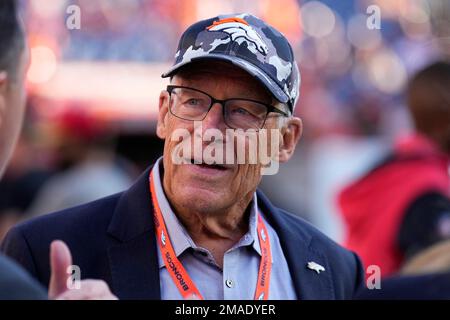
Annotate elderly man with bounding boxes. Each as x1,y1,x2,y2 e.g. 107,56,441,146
2,14,363,299
0,0,116,300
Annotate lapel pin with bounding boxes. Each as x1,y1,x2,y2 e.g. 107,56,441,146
307,261,325,274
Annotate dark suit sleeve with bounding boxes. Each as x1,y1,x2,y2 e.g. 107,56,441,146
351,252,365,298
355,273,450,300
0,254,47,300
1,226,40,281
397,192,450,260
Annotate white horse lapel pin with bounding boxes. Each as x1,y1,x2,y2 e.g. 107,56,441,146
307,261,326,274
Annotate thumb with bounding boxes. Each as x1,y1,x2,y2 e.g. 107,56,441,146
48,240,73,299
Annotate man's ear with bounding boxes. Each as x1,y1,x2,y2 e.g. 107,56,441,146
278,117,303,163
156,90,170,139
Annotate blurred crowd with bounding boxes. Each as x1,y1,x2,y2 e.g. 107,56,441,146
1,0,449,280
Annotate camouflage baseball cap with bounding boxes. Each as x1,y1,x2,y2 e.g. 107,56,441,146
162,13,300,113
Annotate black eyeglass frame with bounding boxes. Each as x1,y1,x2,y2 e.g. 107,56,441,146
166,85,289,129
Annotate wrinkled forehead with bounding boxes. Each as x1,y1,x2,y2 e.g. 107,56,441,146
171,60,273,101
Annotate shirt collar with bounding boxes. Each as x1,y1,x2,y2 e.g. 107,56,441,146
151,157,272,268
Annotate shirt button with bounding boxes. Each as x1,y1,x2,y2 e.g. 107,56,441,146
225,279,235,288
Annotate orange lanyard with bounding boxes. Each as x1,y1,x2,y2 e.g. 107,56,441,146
149,172,272,300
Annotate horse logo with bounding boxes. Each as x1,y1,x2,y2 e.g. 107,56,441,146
161,230,166,246
207,17,268,56
307,261,326,274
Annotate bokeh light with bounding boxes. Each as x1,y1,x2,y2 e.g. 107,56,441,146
347,14,382,50
27,46,58,84
300,1,335,38
367,48,408,94
29,0,65,18
399,1,432,40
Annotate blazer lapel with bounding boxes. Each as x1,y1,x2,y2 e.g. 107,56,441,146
257,190,335,300
107,167,161,299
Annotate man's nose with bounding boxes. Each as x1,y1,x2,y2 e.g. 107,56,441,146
201,102,227,131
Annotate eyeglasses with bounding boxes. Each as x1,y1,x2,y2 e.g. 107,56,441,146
166,85,288,130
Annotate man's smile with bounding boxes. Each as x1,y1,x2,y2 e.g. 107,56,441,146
181,157,235,179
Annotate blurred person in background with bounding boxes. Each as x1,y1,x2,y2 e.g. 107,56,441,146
401,239,450,275
339,61,450,277
24,108,133,218
2,14,364,300
0,0,117,300
0,130,55,242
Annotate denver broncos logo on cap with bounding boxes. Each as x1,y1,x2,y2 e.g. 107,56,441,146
206,17,268,56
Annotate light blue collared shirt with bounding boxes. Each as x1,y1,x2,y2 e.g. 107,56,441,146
152,157,297,300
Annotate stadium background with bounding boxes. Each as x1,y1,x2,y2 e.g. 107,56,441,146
1,0,449,247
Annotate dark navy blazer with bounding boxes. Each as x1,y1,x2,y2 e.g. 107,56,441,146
0,253,47,300
355,273,450,300
1,167,364,299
